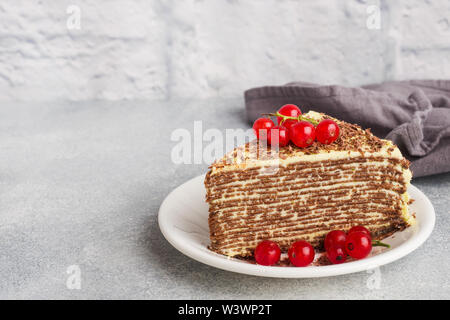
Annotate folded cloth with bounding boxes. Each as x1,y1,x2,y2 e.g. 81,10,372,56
245,80,450,178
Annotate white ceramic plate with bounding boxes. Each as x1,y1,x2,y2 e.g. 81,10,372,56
158,174,435,278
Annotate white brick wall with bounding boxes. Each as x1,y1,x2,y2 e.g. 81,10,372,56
0,0,449,102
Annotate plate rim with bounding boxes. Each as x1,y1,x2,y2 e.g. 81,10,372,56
158,174,435,278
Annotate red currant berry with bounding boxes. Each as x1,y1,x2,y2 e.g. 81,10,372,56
324,230,347,251
253,118,275,140
316,119,340,144
267,126,290,147
277,104,302,127
345,231,372,259
290,121,316,148
326,245,347,264
288,241,315,267
254,240,281,266
348,226,371,238
281,119,300,130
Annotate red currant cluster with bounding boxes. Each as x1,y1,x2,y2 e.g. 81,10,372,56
324,226,389,264
254,226,390,267
255,240,315,267
252,104,340,148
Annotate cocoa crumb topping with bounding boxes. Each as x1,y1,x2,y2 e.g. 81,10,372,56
213,112,391,167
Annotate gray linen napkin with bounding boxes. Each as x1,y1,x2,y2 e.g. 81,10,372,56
244,80,450,177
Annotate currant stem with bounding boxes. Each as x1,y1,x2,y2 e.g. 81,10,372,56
261,112,320,126
372,240,390,248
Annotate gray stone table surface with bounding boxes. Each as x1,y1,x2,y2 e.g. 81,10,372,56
0,99,449,299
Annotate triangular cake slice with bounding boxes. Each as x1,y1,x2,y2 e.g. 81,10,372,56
205,111,414,257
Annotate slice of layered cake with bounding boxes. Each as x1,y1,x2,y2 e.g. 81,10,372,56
205,111,414,258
